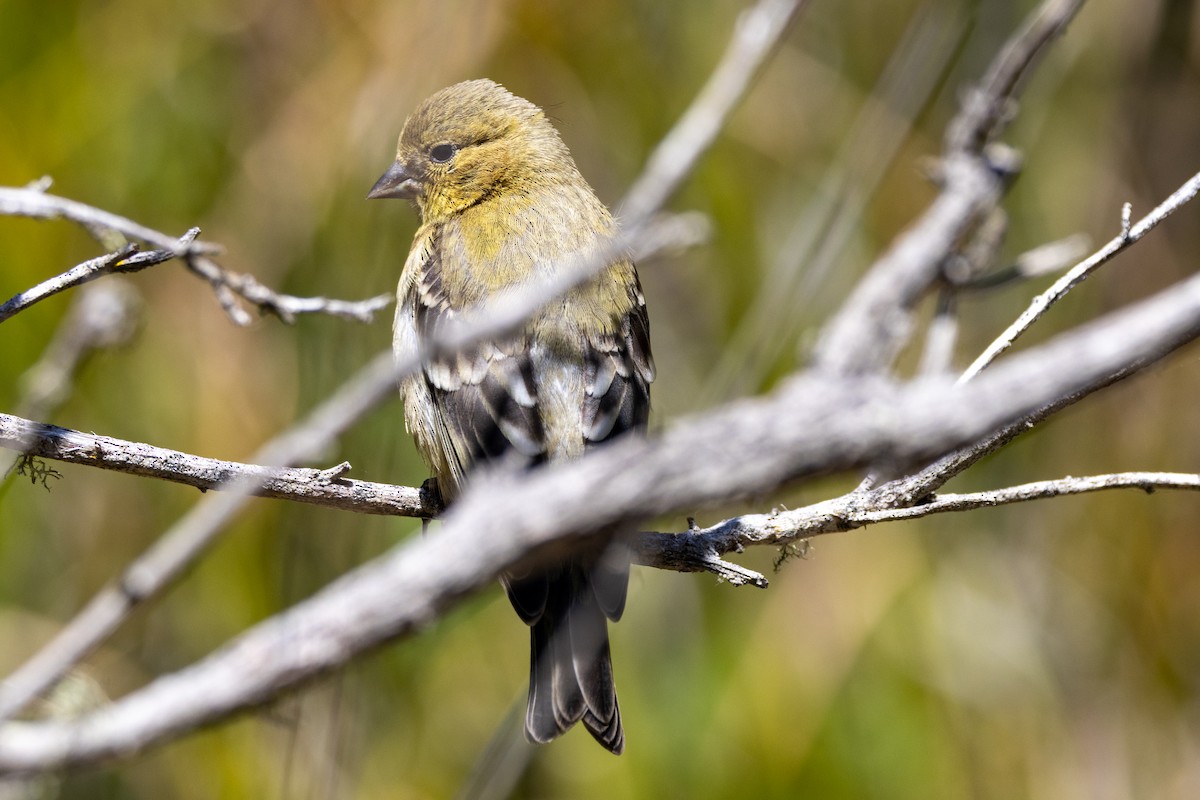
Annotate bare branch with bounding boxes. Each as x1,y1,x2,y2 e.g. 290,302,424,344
945,0,1085,153
619,0,805,221
811,153,1005,375
0,411,436,517
0,233,180,325
15,392,1192,584
703,1,969,403
180,252,392,325
932,0,1084,284
959,169,1200,382
0,185,392,326
9,348,1193,585
633,520,770,588
857,472,1200,520
813,0,1085,376
637,472,1200,571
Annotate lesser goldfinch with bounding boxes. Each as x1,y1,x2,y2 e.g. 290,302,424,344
369,79,654,754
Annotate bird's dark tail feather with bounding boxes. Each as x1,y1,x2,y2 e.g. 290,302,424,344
507,553,628,754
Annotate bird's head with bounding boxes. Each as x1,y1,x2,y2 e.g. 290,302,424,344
368,79,577,223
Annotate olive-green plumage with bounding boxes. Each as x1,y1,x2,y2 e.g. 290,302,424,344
369,79,654,754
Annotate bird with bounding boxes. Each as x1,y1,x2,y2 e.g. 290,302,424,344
368,79,654,754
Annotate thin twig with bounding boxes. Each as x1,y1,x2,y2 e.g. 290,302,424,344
958,170,1200,383
0,234,182,325
858,472,1200,520
0,411,436,517
636,471,1200,568
0,185,392,326
182,253,393,325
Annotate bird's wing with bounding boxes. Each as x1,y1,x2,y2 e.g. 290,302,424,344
581,268,655,448
409,230,548,493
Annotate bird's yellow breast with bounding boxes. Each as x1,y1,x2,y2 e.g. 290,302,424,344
429,183,636,338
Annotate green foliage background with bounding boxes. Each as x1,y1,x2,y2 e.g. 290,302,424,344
2,0,1200,797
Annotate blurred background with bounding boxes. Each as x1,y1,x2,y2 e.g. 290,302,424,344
2,0,1200,797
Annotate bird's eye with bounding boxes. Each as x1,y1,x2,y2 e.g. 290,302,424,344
429,143,457,163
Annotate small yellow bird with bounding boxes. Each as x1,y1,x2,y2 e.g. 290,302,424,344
368,79,654,754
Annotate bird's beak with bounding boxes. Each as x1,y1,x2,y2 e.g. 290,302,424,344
367,161,419,200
